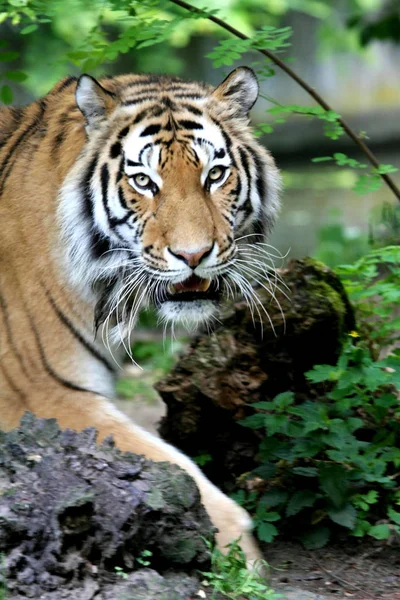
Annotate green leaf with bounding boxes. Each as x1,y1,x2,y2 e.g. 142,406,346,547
352,519,371,537
319,465,348,508
264,413,287,435
257,521,278,543
20,24,38,34
252,463,277,480
272,391,295,411
368,524,391,540
301,526,330,549
251,401,274,410
238,413,265,429
305,364,339,383
259,489,288,508
0,51,19,62
1,84,13,104
292,467,318,477
327,503,356,528
388,508,400,526
4,70,27,82
286,490,316,517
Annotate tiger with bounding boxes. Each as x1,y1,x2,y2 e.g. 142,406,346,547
0,67,281,565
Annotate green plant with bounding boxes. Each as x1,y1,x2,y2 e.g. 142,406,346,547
237,245,400,548
136,549,153,567
199,539,281,600
114,550,153,579
114,565,128,580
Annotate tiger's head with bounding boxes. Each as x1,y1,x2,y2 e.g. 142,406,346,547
59,68,281,338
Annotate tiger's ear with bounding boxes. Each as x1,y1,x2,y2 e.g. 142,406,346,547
76,74,117,131
212,67,259,116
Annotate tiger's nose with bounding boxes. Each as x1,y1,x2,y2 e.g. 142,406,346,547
169,244,214,268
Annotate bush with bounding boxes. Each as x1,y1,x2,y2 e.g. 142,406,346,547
236,245,400,548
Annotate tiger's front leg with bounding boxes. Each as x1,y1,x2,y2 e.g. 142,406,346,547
5,389,261,566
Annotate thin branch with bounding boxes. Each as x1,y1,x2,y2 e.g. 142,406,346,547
168,0,400,201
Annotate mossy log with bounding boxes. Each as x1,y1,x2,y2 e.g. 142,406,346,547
0,413,214,599
156,258,355,491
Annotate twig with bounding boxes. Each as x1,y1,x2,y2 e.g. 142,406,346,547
168,0,400,202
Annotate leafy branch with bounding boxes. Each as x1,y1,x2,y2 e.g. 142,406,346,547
168,0,400,202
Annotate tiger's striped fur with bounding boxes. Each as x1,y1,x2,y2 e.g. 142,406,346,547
0,68,281,563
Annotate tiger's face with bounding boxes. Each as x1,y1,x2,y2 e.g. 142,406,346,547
60,68,281,337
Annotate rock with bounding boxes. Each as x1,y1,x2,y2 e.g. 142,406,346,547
0,413,215,598
156,258,355,490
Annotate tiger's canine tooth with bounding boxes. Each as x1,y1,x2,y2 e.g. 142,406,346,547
199,278,211,292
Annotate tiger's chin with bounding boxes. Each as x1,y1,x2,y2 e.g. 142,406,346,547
157,298,219,330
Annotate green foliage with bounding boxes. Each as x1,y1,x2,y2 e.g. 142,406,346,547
200,539,281,600
116,336,185,400
312,154,398,195
237,245,400,548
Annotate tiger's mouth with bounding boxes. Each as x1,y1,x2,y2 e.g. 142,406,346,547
165,274,220,302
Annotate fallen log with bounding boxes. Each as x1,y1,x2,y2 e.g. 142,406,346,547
0,413,214,599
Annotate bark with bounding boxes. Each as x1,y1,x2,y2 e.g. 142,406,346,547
0,413,215,599
156,258,355,491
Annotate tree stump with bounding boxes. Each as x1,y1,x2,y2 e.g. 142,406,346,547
156,258,355,491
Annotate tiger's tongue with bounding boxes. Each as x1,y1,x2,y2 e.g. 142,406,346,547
172,275,211,293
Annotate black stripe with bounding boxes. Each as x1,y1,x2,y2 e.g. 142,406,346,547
110,141,122,159
238,147,251,197
118,126,130,139
25,307,95,394
174,93,202,99
0,101,46,196
237,148,253,221
51,127,67,163
215,148,226,159
140,124,161,137
100,163,131,231
126,159,142,168
138,143,152,162
181,103,202,116
116,156,124,183
177,120,203,130
0,288,31,380
132,108,149,124
42,285,115,373
117,186,128,210
82,154,99,222
56,76,78,93
122,97,158,106
100,162,112,223
0,362,27,401
81,155,112,258
247,147,266,202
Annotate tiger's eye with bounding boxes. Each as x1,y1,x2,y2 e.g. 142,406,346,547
208,166,226,183
133,173,151,188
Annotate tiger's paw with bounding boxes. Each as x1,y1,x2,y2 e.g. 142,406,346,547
210,497,264,571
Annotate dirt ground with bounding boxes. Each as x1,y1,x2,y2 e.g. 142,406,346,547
115,382,400,600
264,539,400,599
